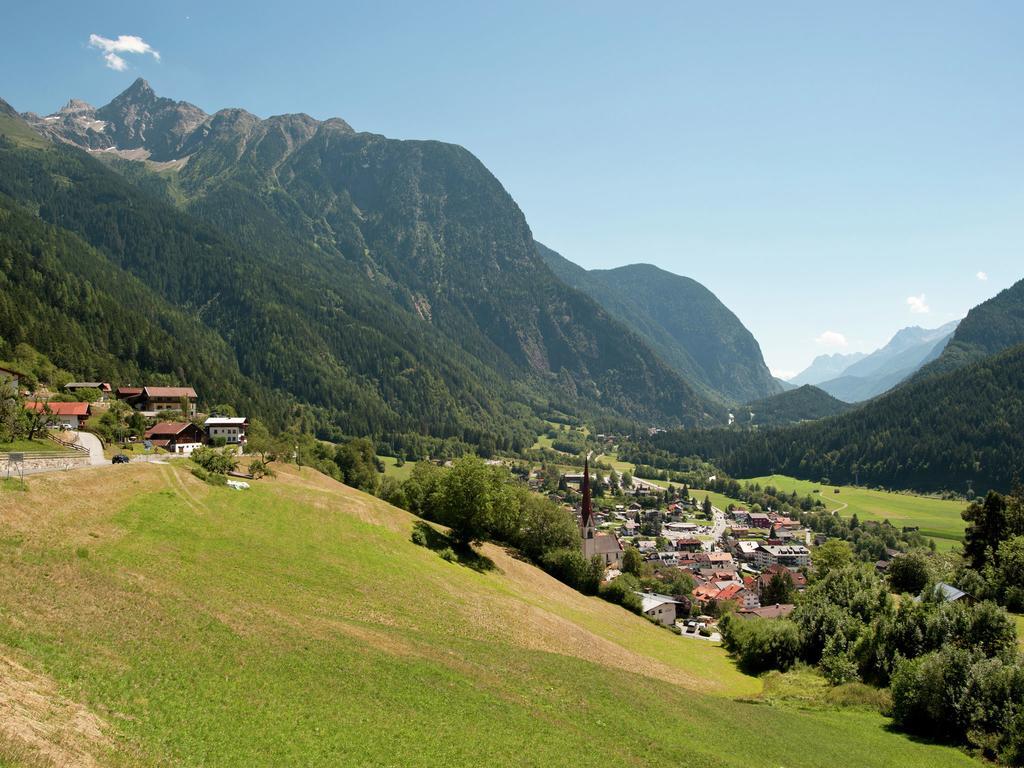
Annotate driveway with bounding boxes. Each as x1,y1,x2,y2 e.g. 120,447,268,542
73,431,106,466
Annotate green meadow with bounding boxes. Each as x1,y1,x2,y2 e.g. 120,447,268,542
744,474,967,550
378,454,415,481
0,464,982,766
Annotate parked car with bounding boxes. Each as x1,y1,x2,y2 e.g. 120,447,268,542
112,454,130,464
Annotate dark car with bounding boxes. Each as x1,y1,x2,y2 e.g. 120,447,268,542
112,454,130,464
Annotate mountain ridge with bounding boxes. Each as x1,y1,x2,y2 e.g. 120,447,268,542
4,82,724,446
814,322,957,402
537,244,780,404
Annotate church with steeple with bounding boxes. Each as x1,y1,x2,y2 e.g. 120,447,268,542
579,454,624,568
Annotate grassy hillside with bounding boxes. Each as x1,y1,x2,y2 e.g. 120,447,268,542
0,464,982,766
745,474,967,550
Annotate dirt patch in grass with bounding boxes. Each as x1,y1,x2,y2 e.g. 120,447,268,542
0,654,111,768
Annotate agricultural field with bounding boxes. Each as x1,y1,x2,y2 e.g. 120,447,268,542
0,464,983,766
595,451,636,475
744,474,967,550
378,454,415,482
692,489,749,514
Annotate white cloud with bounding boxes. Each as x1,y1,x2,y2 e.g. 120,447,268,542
906,294,930,314
814,331,848,349
89,34,160,71
977,271,988,281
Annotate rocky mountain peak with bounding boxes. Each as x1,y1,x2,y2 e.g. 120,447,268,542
93,79,208,161
59,99,95,114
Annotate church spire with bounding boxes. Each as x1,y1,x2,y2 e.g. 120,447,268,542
581,453,593,527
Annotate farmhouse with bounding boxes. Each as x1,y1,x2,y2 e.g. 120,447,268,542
917,582,975,605
24,401,90,430
204,416,249,445
120,386,198,417
64,382,112,399
757,565,807,596
144,422,205,455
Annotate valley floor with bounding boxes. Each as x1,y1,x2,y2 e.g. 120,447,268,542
0,463,982,766
744,474,968,550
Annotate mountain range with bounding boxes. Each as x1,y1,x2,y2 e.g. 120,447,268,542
788,352,866,387
1,78,808,450
650,277,1024,492
789,322,957,403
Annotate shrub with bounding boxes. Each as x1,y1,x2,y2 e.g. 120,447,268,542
249,459,273,479
192,446,238,475
410,526,428,547
719,614,801,674
887,551,931,594
890,647,974,741
599,575,642,614
438,547,456,563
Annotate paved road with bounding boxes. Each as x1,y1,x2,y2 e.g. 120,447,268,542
74,431,105,465
708,507,728,547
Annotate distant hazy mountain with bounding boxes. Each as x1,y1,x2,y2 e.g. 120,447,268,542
740,385,853,427
789,352,867,387
816,322,957,402
537,244,781,405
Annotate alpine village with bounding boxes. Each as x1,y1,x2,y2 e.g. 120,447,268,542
2,10,1024,768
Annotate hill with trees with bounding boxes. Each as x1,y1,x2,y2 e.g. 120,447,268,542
919,277,1024,377
740,385,854,427
646,342,1024,493
538,243,780,404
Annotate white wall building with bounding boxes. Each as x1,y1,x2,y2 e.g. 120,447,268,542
204,417,249,445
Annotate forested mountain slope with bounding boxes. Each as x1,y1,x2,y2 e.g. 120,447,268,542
648,342,1024,493
740,385,853,427
920,277,1024,377
3,85,725,451
0,194,290,421
538,243,779,404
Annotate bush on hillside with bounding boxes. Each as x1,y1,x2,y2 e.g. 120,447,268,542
192,447,238,475
719,614,800,674
599,574,643,614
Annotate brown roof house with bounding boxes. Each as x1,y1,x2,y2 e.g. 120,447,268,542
144,422,205,455
123,387,198,417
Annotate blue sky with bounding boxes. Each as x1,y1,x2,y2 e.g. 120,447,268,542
3,1,1023,376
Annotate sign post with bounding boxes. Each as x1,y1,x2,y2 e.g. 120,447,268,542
5,452,25,489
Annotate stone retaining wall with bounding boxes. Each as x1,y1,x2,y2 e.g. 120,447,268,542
3,454,91,476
